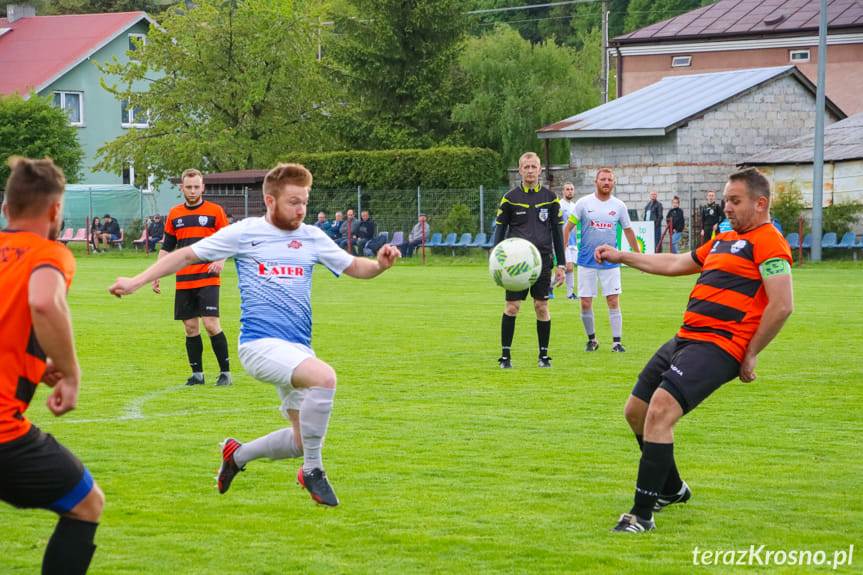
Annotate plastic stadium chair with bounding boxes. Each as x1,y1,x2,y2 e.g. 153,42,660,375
440,233,458,248
821,232,837,249
467,233,487,248
132,228,147,250
836,232,857,249
481,234,495,249
453,233,472,248
388,231,404,247
785,233,799,249
425,233,443,248
57,227,74,243
801,233,813,249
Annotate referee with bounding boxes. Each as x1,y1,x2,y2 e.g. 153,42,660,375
494,152,566,368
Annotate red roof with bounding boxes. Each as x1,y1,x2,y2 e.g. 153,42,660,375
613,0,863,44
0,12,150,96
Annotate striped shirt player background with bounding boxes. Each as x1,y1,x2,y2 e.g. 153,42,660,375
162,201,229,289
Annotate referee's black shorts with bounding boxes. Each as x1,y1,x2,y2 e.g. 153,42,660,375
506,252,553,302
0,425,94,513
174,285,220,320
631,336,740,414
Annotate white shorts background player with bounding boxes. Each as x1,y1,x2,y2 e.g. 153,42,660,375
110,163,400,507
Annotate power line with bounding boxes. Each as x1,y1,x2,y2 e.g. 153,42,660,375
467,0,601,15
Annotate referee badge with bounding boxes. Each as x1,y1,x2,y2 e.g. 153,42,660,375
538,208,549,222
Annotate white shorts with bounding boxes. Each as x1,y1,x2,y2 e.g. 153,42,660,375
565,245,578,264
238,338,314,416
577,266,622,298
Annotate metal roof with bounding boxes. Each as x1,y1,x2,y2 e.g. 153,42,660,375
743,111,863,164
537,65,845,139
613,0,863,45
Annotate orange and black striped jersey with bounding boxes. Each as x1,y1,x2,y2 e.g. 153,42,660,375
678,222,792,362
0,231,75,443
163,201,228,290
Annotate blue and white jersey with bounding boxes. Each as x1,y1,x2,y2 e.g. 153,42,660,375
569,194,632,269
191,217,354,347
560,198,578,247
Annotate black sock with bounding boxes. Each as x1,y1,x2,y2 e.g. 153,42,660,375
185,335,203,373
42,517,98,575
631,441,674,519
587,332,595,341
636,434,681,494
536,319,551,357
210,331,230,372
635,434,644,450
613,336,621,343
501,314,516,358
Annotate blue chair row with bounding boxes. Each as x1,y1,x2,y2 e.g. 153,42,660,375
421,232,495,252
786,232,862,250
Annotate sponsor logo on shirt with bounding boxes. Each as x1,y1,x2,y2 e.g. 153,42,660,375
590,220,613,230
258,262,305,278
286,240,303,249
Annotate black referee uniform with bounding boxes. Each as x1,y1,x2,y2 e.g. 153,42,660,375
494,183,566,365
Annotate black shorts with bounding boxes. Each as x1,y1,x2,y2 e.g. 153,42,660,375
0,425,93,513
506,253,553,302
174,285,221,320
631,336,740,414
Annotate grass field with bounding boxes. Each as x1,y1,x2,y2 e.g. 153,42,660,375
2,251,861,574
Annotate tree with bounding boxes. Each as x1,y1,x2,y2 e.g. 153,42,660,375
323,0,468,150
0,93,84,184
94,0,334,184
452,25,602,169
46,0,162,15
623,0,715,33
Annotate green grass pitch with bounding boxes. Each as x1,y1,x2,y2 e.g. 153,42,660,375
2,252,861,574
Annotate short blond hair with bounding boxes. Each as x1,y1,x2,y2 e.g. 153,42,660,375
263,163,313,197
181,168,203,183
4,156,66,218
519,152,541,167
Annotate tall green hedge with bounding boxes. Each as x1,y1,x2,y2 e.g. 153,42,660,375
279,147,503,188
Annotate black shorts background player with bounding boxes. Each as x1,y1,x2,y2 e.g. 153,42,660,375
493,152,565,369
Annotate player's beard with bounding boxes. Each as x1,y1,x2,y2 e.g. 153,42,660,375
269,205,302,231
48,217,62,241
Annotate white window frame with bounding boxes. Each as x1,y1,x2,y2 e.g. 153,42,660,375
789,49,810,63
121,100,149,128
128,33,147,53
671,55,692,68
53,91,84,126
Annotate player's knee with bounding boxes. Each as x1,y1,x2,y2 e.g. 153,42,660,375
67,484,105,523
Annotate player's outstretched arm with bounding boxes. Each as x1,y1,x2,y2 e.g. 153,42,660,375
30,268,81,416
110,246,202,297
343,244,401,279
595,245,700,277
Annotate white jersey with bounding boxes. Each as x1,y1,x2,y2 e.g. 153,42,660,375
560,197,578,247
192,217,354,347
569,193,633,269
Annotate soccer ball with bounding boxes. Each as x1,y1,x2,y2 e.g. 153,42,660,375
489,238,542,291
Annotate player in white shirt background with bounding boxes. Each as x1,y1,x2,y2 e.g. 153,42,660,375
109,163,400,507
558,181,579,300
563,168,640,353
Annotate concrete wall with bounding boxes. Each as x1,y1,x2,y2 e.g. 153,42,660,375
617,43,863,115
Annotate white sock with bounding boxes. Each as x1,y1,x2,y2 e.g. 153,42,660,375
565,272,574,297
300,387,335,472
609,308,623,340
581,309,595,339
234,428,302,467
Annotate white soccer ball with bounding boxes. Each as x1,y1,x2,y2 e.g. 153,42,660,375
489,238,542,291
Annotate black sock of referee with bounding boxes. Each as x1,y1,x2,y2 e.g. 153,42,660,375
210,331,230,373
635,434,683,495
631,441,674,519
186,334,203,373
501,313,516,358
537,319,551,358
42,517,98,575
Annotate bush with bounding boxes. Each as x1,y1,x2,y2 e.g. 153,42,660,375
125,218,145,249
443,203,474,236
822,201,863,236
771,182,806,234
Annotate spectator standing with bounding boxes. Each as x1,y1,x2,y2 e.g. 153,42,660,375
700,190,723,246
404,214,430,257
666,197,685,254
97,214,120,251
155,169,232,387
146,214,164,252
494,152,565,369
644,190,663,252
563,168,641,353
90,217,103,253
0,157,105,574
354,210,376,256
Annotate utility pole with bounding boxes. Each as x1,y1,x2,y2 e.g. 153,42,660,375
600,1,608,104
